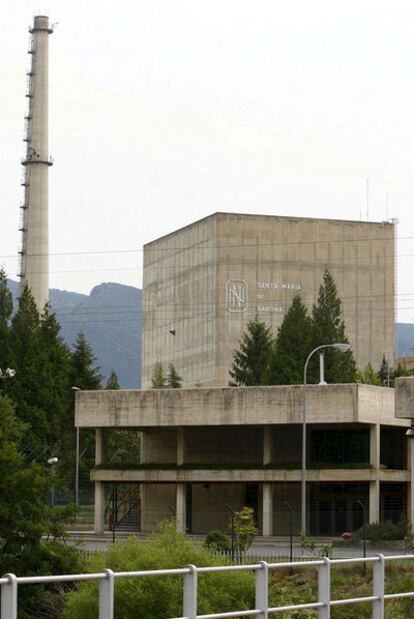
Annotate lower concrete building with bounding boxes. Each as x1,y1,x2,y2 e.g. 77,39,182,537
75,382,414,537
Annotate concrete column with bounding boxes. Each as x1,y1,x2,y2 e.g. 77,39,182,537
176,483,186,533
94,481,105,532
262,483,273,536
369,424,380,523
95,428,103,465
94,429,104,532
263,425,272,465
408,440,414,524
177,427,185,465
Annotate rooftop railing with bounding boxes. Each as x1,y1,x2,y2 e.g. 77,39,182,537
2,554,414,618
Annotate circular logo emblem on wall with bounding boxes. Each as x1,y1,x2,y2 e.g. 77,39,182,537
226,279,248,313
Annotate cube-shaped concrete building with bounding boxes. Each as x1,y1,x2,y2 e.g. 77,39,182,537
142,213,395,387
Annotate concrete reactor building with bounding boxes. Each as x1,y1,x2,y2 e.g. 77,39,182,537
142,212,395,387
19,16,53,310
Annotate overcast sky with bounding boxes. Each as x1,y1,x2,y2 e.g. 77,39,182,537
1,0,414,321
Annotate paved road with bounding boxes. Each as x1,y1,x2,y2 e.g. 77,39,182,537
67,534,413,559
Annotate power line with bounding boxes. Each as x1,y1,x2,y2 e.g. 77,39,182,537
0,231,410,260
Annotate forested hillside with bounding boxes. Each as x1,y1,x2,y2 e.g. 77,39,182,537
7,280,141,388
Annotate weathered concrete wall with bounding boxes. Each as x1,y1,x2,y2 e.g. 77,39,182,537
76,384,407,429
142,216,216,388
395,377,414,420
142,213,395,388
191,484,245,533
91,468,409,483
142,429,177,463
140,484,175,531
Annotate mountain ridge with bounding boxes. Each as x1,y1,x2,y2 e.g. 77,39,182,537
6,279,141,388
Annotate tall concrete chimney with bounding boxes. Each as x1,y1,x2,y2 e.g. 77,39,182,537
19,15,53,310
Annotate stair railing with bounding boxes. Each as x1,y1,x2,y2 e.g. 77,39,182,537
109,483,140,531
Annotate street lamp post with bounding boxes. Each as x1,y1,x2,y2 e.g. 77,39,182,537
71,387,81,508
301,343,351,536
47,456,59,506
284,501,293,564
355,499,367,563
224,503,236,563
0,368,16,379
406,426,414,532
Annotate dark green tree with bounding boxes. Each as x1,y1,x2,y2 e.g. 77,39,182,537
378,355,391,385
229,318,273,386
269,295,313,384
167,363,182,388
69,331,102,390
152,361,167,388
311,271,357,383
356,362,382,385
0,395,84,616
0,395,48,560
106,369,120,389
6,285,53,456
66,332,102,494
0,267,13,381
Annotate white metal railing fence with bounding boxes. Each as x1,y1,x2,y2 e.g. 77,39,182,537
2,554,414,618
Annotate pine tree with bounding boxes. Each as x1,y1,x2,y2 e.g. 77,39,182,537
311,271,357,383
106,369,120,389
269,295,313,384
0,268,13,389
378,355,391,385
152,361,167,388
356,362,382,385
65,332,102,494
69,331,102,390
6,285,52,456
7,290,73,463
229,319,273,386
167,364,182,388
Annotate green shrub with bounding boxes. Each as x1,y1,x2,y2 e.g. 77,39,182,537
353,518,412,542
63,521,254,619
204,530,231,552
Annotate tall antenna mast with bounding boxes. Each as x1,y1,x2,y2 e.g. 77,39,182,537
19,15,53,310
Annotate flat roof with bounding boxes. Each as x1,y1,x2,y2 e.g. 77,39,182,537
75,383,406,429
144,211,395,247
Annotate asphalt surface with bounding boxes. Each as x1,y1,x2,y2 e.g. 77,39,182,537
67,533,413,559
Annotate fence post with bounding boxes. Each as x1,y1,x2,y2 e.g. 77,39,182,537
318,558,331,619
255,561,268,619
1,573,18,619
183,564,198,619
99,568,115,619
372,555,385,619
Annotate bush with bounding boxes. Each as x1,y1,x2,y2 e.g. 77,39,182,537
353,518,412,542
63,521,254,619
204,530,231,552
